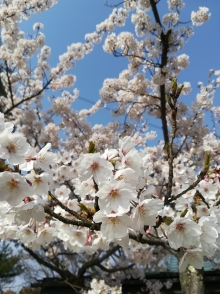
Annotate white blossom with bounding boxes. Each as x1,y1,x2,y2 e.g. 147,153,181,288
191,7,211,26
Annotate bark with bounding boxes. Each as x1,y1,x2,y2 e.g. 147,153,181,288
179,266,205,294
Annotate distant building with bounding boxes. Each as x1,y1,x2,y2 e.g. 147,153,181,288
31,257,220,294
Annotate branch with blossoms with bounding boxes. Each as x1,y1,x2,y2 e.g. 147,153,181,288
47,192,94,225
22,241,134,288
44,206,100,230
0,106,218,278
4,79,52,115
128,231,179,258
0,2,220,293
150,0,171,147
170,164,209,202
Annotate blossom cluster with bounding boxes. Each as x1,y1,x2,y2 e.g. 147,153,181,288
0,0,220,289
1,118,220,274
85,278,122,294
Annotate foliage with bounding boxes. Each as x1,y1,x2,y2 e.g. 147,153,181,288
0,242,22,292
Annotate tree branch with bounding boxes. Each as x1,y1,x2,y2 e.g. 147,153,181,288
4,79,52,115
171,169,207,202
150,0,171,146
48,192,92,225
95,263,134,273
77,245,120,277
44,206,100,230
21,244,74,280
129,231,178,258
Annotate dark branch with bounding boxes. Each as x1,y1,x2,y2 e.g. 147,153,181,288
44,206,100,230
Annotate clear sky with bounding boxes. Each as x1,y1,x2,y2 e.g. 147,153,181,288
19,0,220,142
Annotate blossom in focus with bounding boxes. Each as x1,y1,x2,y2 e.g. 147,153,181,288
92,232,109,251
76,153,113,183
55,185,71,202
97,178,136,213
114,168,139,187
0,132,30,165
167,217,202,250
0,172,33,206
132,199,164,231
93,210,131,241
25,170,50,196
116,149,143,176
175,198,193,215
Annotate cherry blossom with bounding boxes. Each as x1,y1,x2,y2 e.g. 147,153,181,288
179,249,204,272
191,7,211,26
0,132,30,165
16,227,36,244
198,216,218,255
167,217,202,250
132,199,164,231
0,0,219,292
55,185,71,202
93,211,131,241
25,170,50,196
36,227,55,245
76,153,113,183
0,172,33,206
34,143,57,173
97,178,136,213
14,201,45,225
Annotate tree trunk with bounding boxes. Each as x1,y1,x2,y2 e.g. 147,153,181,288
179,266,205,294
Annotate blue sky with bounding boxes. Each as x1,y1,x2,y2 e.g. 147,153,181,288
19,0,220,142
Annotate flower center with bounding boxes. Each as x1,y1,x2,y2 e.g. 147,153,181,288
34,177,43,185
188,253,196,262
25,229,32,235
90,162,99,171
109,189,119,198
25,209,33,215
108,217,119,225
39,155,47,163
116,175,124,181
7,142,16,153
176,223,185,232
138,205,147,216
7,178,19,192
42,230,48,236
